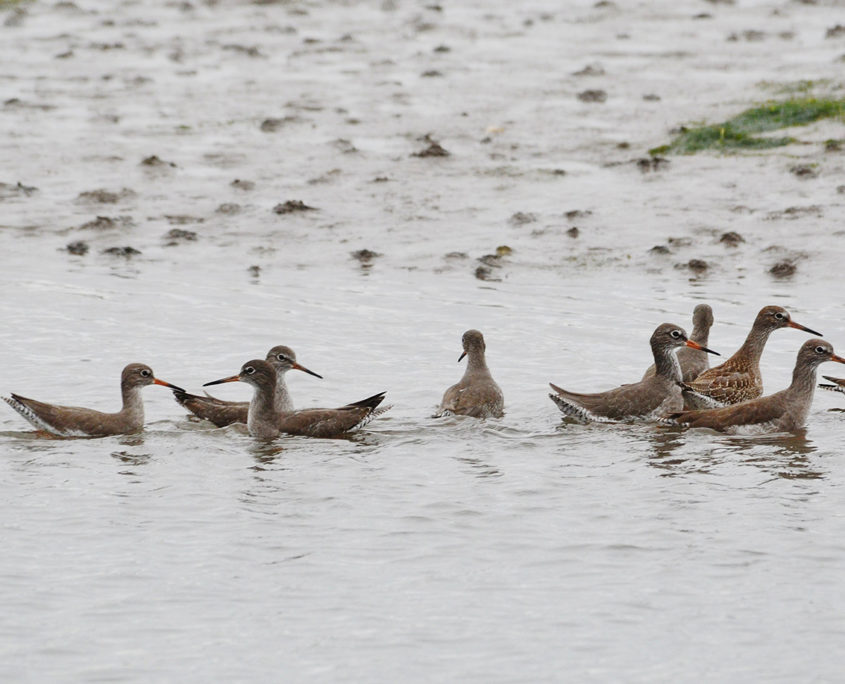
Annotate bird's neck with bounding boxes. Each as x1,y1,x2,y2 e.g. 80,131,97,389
653,346,682,381
274,372,294,413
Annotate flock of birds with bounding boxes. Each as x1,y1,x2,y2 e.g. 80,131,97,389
3,305,845,439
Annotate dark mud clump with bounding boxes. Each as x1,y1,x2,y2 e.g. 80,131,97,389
769,260,797,278
248,265,261,279
573,63,604,77
719,231,745,246
231,179,255,191
165,214,205,225
259,116,299,132
509,211,536,226
79,215,134,230
216,203,241,215
789,164,818,179
66,240,89,255
140,155,176,168
273,199,317,214
683,258,709,273
637,157,669,172
413,135,450,157
0,181,38,199
651,97,845,155
650,244,671,254
567,227,580,238
766,205,823,220
565,209,592,220
643,93,661,102
826,25,845,38
76,188,136,204
164,229,197,246
103,246,141,257
351,249,382,270
577,89,607,103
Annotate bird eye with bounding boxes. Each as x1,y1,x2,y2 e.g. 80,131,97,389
140,369,151,377
276,354,288,362
245,366,255,375
670,330,681,339
815,346,826,354
774,312,785,320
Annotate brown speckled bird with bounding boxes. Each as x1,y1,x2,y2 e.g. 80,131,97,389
435,329,504,418
205,360,389,439
173,345,321,426
642,304,714,383
667,339,845,434
681,305,821,409
549,323,719,423
3,363,184,437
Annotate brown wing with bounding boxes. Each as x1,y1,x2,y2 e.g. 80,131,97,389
173,390,248,427
669,395,784,430
7,394,127,436
550,378,676,421
684,370,761,405
438,381,503,418
279,392,388,437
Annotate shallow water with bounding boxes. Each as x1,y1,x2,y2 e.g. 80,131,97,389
2,0,845,681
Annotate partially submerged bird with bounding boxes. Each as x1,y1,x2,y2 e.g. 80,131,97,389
173,345,321,426
818,376,845,395
205,359,389,439
681,305,821,409
642,304,714,383
666,339,845,434
3,363,184,437
549,323,719,423
435,329,504,418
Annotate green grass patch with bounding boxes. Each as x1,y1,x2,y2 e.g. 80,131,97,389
651,97,845,155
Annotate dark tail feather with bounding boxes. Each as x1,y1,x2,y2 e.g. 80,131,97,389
344,391,387,411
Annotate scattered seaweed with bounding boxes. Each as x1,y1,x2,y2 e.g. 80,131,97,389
650,97,845,155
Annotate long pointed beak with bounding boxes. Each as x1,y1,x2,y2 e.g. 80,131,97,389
458,351,467,362
830,355,845,365
686,339,720,356
154,378,185,392
823,375,845,385
789,320,823,336
203,374,240,387
291,361,323,379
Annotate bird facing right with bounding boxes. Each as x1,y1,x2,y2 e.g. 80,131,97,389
667,339,845,434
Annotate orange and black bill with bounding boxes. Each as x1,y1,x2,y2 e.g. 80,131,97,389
154,378,185,392
686,340,720,356
789,320,823,336
203,374,240,387
292,362,323,379
831,355,845,366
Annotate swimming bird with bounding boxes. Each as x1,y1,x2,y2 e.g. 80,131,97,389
681,305,822,409
204,360,389,439
818,376,845,395
3,363,184,437
666,339,845,434
173,345,321,426
549,323,719,423
642,304,714,382
435,329,504,418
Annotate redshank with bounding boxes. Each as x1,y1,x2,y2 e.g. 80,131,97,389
3,363,184,437
642,304,714,382
680,305,822,409
819,376,845,395
173,345,321,426
549,323,719,422
435,329,504,418
205,360,389,439
666,339,845,433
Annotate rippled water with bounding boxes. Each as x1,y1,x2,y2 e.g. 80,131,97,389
2,0,845,681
